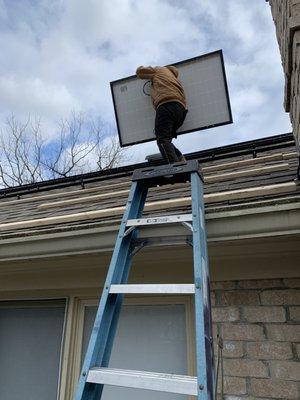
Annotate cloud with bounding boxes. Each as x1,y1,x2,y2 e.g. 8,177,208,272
0,0,292,165
0,75,79,126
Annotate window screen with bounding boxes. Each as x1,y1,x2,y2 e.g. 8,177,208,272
0,300,66,400
82,303,189,400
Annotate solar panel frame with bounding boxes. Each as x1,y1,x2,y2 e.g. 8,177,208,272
110,49,233,148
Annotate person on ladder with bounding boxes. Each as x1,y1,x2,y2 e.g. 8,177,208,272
136,65,188,164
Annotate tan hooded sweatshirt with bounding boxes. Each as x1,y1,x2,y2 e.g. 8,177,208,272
136,65,187,110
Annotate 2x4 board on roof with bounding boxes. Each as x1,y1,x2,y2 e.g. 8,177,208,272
110,50,233,147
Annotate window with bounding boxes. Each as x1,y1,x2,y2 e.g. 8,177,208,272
0,299,66,400
81,299,192,400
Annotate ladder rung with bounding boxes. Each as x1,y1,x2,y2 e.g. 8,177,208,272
133,235,192,248
87,367,198,395
126,214,192,227
109,284,195,294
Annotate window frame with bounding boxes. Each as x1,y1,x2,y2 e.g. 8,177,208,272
68,295,196,400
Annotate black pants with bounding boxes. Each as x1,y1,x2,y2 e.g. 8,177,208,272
154,102,188,164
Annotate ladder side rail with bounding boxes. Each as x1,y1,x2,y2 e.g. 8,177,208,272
93,183,148,400
92,252,133,400
94,185,148,399
92,294,125,399
196,172,215,398
75,181,148,400
191,172,214,400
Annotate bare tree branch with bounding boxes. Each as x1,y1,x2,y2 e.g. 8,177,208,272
0,112,126,188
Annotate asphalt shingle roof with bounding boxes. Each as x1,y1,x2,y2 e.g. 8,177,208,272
0,133,299,238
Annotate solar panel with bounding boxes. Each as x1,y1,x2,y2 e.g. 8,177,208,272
110,50,232,147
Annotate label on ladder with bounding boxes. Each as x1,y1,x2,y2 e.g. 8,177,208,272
127,214,192,226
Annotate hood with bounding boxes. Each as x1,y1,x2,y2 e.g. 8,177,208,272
166,66,178,78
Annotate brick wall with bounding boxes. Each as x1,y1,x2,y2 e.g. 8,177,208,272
211,278,300,399
268,0,300,152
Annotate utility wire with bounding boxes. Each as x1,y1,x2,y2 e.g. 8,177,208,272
214,334,224,399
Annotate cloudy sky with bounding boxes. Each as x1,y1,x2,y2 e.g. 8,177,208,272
0,0,292,164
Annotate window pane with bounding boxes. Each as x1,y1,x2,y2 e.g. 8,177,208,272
82,303,189,400
0,301,66,400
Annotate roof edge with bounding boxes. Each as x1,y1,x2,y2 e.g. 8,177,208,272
0,132,294,198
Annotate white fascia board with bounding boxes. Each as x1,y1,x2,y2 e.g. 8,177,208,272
0,203,300,262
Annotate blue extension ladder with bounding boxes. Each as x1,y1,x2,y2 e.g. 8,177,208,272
74,160,214,400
